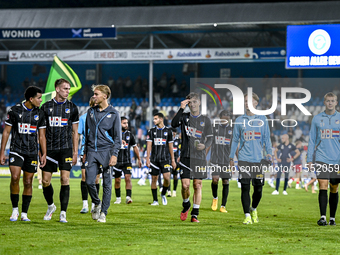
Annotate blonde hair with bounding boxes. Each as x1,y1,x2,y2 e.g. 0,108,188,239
244,92,259,102
89,97,96,107
92,84,111,100
324,92,337,101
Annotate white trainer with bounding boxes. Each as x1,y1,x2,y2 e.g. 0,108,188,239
114,197,121,204
272,190,279,195
137,178,146,186
10,208,19,222
172,190,177,197
161,195,167,205
21,213,31,222
91,203,95,213
151,201,159,206
97,212,106,223
283,190,288,195
167,190,172,197
126,196,133,204
92,203,101,220
59,211,68,223
43,204,57,221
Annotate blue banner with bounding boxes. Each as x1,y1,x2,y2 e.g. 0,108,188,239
0,27,117,40
253,47,286,59
286,24,340,68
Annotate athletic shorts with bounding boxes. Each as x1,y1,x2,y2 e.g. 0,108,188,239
41,148,73,172
315,161,340,184
171,163,180,175
238,161,264,186
210,162,232,179
293,164,302,173
9,151,38,173
150,161,172,176
113,163,133,178
179,157,207,180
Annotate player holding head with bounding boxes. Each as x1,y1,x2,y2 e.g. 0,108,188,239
209,110,233,213
146,112,176,206
272,134,300,195
171,92,213,222
0,86,46,221
307,92,340,226
229,92,272,224
113,116,142,204
78,97,101,214
40,78,79,223
84,85,121,223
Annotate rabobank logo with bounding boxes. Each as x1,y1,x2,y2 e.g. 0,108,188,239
177,52,202,57
308,29,331,55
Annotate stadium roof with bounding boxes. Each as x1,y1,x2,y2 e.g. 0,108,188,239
0,1,339,50
0,1,339,28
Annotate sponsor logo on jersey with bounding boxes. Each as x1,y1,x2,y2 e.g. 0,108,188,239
10,157,14,163
321,129,339,139
65,157,72,163
65,108,70,114
49,117,68,127
154,138,166,145
185,126,202,138
49,108,53,112
31,160,38,166
215,136,231,145
6,114,9,120
164,164,171,169
19,114,22,118
127,166,132,170
18,123,37,134
244,131,261,141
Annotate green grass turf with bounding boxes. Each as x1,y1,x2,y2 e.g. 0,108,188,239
0,177,337,254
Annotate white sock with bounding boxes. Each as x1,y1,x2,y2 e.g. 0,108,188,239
250,207,256,211
21,212,27,218
83,200,88,208
183,198,189,203
193,204,200,209
245,213,251,218
321,215,326,220
13,207,19,211
48,203,55,208
330,217,335,221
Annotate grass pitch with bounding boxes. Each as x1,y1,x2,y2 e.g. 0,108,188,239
0,177,338,254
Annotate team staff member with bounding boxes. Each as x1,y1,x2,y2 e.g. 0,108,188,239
272,134,300,195
307,92,340,226
113,116,142,205
171,92,213,223
208,110,233,213
78,97,100,214
84,85,121,223
146,113,176,206
0,86,46,221
41,78,79,223
229,92,272,224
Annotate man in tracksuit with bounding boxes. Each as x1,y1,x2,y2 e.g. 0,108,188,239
84,85,121,223
229,92,272,224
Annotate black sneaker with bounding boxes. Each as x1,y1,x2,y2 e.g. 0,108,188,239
317,218,328,226
329,219,336,226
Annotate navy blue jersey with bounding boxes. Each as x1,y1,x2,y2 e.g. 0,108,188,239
5,102,46,155
147,126,173,162
277,143,296,166
41,98,79,151
173,136,181,159
211,123,233,165
117,130,137,164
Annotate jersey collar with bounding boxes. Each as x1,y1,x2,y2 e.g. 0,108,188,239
53,98,67,105
190,113,201,118
22,101,32,111
321,110,338,117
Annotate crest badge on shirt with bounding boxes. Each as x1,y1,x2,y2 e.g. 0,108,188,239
336,120,340,125
107,114,111,118
65,108,70,114
228,130,232,135
34,115,39,121
164,132,168,136
200,121,205,127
